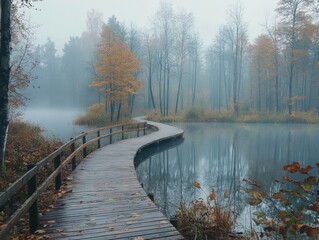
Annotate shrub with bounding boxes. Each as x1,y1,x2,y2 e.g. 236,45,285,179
184,107,204,121
176,181,238,239
74,103,108,126
146,109,162,122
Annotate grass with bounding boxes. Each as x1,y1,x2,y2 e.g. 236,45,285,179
74,103,109,127
75,103,135,127
175,182,254,239
146,107,319,124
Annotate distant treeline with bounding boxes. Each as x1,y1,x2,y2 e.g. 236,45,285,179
24,0,319,116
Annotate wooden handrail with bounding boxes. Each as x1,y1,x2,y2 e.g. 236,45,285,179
0,122,148,238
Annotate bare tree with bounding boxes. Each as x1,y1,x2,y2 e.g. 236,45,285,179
175,10,193,113
225,2,248,115
153,1,175,116
276,0,315,114
0,0,12,173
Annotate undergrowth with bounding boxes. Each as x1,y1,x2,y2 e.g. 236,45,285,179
147,107,319,124
176,181,241,239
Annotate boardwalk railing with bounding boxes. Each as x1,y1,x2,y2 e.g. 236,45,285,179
0,122,149,239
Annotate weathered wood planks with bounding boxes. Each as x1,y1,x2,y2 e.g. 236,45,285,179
38,120,184,239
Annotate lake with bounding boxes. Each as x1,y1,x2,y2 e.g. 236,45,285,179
135,122,319,231
20,108,90,141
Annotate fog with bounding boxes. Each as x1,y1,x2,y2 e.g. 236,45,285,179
20,0,319,119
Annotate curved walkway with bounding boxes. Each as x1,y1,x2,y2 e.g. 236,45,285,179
39,120,184,239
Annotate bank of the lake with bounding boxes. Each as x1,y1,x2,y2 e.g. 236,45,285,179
147,108,319,124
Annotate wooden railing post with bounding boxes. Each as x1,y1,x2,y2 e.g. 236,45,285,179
54,153,62,190
97,130,101,149
27,164,38,234
137,123,140,137
82,133,87,158
110,128,113,144
143,122,147,135
122,125,124,140
70,138,76,170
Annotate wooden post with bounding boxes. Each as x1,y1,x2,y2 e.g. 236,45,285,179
110,128,112,144
97,130,101,149
143,122,147,135
54,154,62,190
70,138,76,170
27,164,38,234
122,125,124,140
82,133,87,158
147,193,154,201
137,123,140,137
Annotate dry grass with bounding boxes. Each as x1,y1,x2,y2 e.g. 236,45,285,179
176,182,240,240
146,108,319,124
74,103,109,127
176,200,238,240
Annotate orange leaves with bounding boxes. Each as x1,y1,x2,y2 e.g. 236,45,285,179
300,165,313,174
283,162,314,175
283,162,301,173
92,26,142,109
300,226,319,238
272,192,285,201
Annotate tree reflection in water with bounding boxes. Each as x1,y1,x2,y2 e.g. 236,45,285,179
135,123,319,230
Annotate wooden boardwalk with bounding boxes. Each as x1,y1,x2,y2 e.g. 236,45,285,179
39,119,184,239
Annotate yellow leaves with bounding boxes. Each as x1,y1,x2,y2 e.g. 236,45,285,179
300,184,312,192
93,26,141,105
132,237,144,240
247,190,264,206
192,181,201,189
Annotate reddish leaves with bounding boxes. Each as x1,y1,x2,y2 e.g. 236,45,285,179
283,162,300,173
283,162,314,174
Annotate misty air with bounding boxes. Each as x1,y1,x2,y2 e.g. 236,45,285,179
1,0,319,239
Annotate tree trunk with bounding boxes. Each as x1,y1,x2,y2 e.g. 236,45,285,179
0,0,11,174
117,102,122,121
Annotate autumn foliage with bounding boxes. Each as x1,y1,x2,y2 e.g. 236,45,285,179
92,26,142,121
176,181,237,239
244,162,319,239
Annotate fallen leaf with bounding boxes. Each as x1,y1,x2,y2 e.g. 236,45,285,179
130,213,141,218
34,229,46,234
132,237,144,240
159,220,169,224
126,221,135,225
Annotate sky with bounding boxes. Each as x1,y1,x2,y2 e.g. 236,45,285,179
26,0,279,53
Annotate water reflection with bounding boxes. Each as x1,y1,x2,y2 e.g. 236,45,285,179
135,123,319,229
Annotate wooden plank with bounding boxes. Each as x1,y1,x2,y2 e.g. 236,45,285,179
37,119,184,239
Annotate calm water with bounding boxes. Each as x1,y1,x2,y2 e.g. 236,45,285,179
135,122,319,230
21,108,90,141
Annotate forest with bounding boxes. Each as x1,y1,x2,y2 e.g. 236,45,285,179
19,0,319,120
